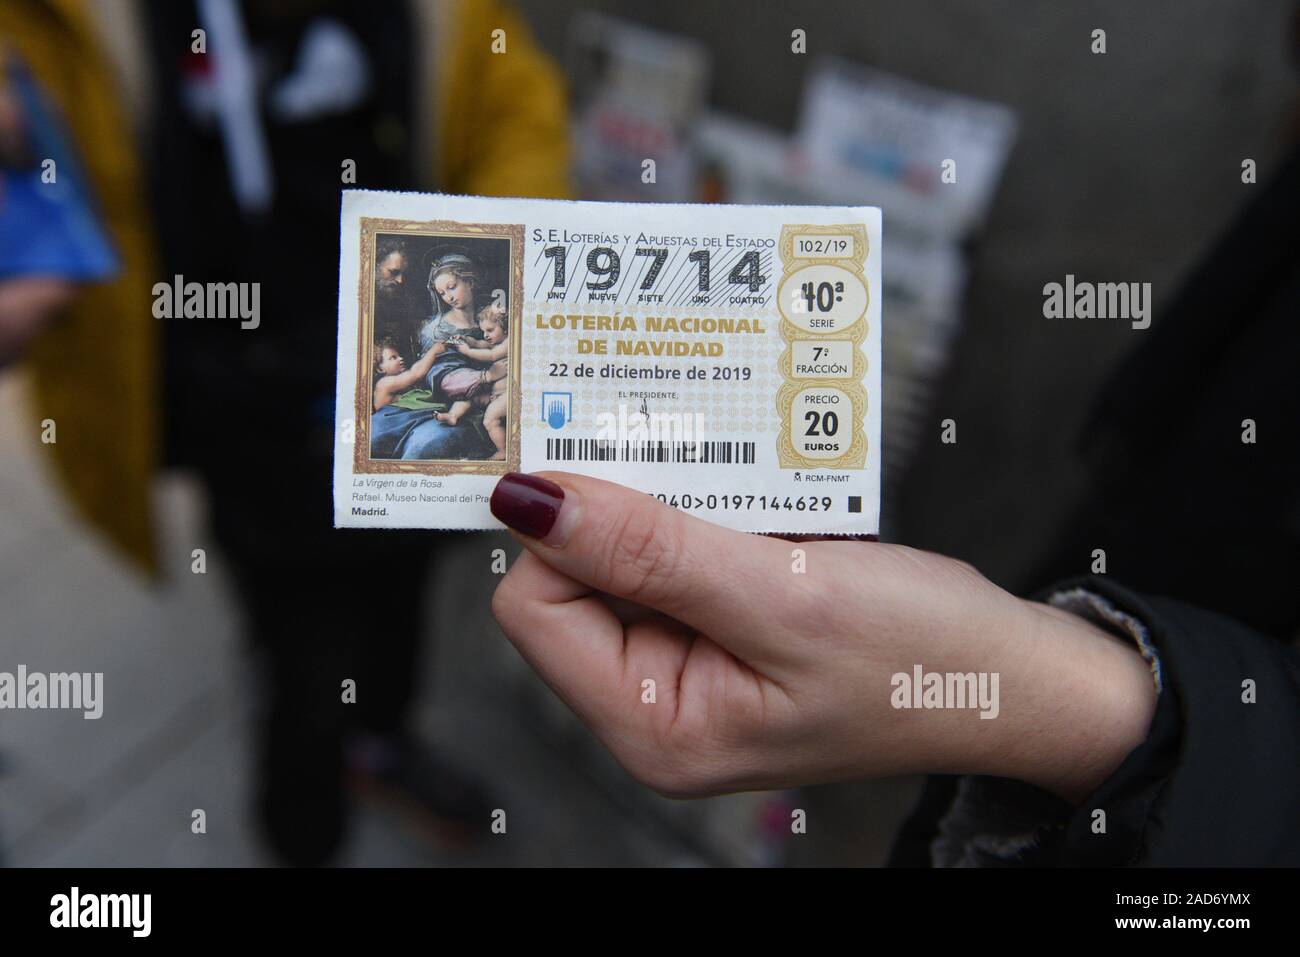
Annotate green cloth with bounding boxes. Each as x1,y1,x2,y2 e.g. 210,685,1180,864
391,389,489,444
391,388,446,411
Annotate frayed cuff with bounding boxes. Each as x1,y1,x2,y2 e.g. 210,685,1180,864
1046,586,1163,694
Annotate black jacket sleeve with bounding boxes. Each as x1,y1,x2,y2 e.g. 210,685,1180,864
888,575,1300,866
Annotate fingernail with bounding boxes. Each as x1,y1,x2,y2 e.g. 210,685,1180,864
491,472,565,539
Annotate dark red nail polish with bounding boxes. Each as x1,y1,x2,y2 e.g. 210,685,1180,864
491,472,564,538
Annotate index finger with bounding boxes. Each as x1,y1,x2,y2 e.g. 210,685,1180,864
489,471,811,669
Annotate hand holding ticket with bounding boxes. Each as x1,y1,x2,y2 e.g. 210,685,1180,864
489,470,1160,805
334,190,882,534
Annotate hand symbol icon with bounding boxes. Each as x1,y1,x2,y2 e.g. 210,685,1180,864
546,398,567,430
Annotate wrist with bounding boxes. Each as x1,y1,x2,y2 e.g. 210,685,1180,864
988,598,1158,803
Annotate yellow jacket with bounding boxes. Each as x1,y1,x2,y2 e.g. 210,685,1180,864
1,0,570,573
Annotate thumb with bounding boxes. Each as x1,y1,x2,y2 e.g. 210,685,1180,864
489,471,808,665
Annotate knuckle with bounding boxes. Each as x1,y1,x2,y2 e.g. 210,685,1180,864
630,714,747,800
606,707,714,799
601,507,687,605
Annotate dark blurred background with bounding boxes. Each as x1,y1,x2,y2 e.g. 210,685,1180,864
1,0,1296,866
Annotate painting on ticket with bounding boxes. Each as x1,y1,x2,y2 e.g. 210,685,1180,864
357,221,523,473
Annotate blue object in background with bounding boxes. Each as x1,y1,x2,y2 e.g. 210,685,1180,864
0,54,118,282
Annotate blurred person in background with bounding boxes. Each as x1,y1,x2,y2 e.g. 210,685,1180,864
0,60,78,363
1,0,569,865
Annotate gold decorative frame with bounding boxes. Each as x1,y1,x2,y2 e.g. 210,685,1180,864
775,223,870,470
354,217,524,475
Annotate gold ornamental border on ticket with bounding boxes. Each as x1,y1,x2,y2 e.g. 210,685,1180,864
775,224,870,470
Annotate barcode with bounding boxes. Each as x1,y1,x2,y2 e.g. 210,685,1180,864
545,439,756,464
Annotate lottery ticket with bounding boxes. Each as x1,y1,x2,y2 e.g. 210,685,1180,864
334,189,881,534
